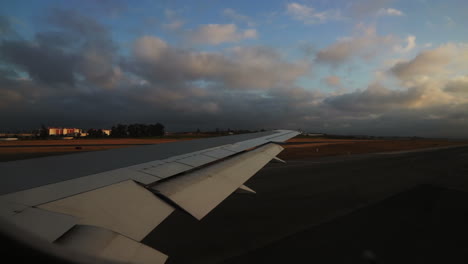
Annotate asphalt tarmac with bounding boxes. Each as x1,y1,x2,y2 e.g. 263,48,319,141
143,145,468,264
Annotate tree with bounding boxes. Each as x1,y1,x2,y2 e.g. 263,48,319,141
108,122,165,138
111,124,128,137
40,124,49,138
87,129,105,138
152,123,164,136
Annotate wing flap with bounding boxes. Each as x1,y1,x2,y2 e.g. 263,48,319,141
56,225,168,264
152,143,283,220
3,207,77,242
39,180,174,242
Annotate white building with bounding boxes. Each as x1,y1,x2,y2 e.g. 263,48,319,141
47,127,82,136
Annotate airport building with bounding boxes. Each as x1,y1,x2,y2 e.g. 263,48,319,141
102,129,111,136
47,127,83,136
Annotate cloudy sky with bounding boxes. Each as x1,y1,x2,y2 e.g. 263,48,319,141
1,0,468,137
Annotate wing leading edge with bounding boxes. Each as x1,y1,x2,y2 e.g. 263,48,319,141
0,130,299,264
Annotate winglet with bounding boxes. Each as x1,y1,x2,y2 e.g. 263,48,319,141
235,185,256,194
272,157,286,163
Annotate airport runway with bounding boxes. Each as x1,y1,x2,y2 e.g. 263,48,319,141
144,145,468,264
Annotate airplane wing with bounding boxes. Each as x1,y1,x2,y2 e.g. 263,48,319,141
0,130,299,264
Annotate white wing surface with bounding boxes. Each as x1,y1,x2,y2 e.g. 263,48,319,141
0,130,299,263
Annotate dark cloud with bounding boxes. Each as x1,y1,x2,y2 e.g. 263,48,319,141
0,16,16,37
390,46,453,81
323,75,341,87
324,83,424,113
35,31,80,49
0,40,78,85
299,42,316,58
47,8,108,39
48,9,121,88
77,0,128,18
0,9,121,90
445,76,468,94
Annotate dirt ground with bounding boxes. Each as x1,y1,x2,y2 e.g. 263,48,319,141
0,136,467,162
278,137,468,160
0,138,193,146
0,138,194,162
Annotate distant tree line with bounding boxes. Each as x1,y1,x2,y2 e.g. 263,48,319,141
110,123,165,137
87,129,106,138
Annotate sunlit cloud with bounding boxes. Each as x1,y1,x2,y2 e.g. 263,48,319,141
394,35,416,53
377,8,404,16
323,75,341,87
315,24,395,65
186,24,257,45
286,3,341,24
223,8,255,27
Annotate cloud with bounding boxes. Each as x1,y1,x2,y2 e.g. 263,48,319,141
389,43,468,84
445,16,456,27
315,24,395,65
128,36,309,89
394,35,416,53
326,83,415,113
133,36,168,62
317,78,468,137
0,40,78,85
223,8,255,27
47,8,108,38
0,15,124,90
377,8,404,16
163,20,184,30
187,24,257,45
314,42,468,137
324,75,341,87
349,0,394,18
0,16,19,38
286,3,341,24
76,0,128,18
162,8,185,30
0,9,123,91
325,82,452,113
445,76,468,94
80,49,122,89
47,9,121,88
0,75,25,109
